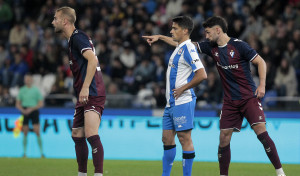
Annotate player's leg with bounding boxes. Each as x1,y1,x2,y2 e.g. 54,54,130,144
173,100,196,176
72,107,88,176
244,97,285,176
22,125,29,157
218,129,233,176
162,129,176,176
218,100,243,176
252,123,285,176
22,114,30,158
32,110,44,157
177,130,195,176
162,107,176,176
85,111,103,176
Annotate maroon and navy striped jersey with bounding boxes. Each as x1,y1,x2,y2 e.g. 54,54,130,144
68,29,105,99
197,38,257,101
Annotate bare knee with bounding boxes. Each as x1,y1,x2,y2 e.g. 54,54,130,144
177,131,193,149
252,123,266,135
162,135,173,145
72,128,84,137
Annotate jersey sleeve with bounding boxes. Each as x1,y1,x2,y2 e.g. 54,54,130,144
239,40,257,61
73,33,92,55
184,45,204,72
196,41,212,57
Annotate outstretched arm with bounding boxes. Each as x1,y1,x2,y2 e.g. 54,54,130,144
252,55,266,99
142,35,177,47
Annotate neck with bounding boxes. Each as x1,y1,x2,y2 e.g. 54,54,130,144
64,25,76,39
178,36,190,45
217,33,230,46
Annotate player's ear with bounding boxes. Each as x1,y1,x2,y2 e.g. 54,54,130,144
184,28,189,35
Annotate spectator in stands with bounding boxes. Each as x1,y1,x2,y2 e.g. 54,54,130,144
9,22,27,46
0,0,13,39
120,41,136,69
0,43,8,67
274,58,298,96
2,52,28,87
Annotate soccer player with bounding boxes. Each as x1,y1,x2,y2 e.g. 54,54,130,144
145,16,207,176
52,7,106,176
143,16,286,176
16,74,44,158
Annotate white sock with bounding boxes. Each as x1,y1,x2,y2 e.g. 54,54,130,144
78,172,87,176
94,173,103,176
276,168,285,175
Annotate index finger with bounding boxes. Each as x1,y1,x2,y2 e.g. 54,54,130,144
142,36,151,39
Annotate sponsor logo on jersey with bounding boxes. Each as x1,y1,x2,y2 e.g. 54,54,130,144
168,63,175,68
191,58,200,64
217,62,238,69
178,48,183,55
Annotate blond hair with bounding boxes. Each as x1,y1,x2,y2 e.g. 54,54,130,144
56,6,76,24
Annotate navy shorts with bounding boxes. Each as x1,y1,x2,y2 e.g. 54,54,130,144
72,96,105,129
163,99,196,131
220,97,266,132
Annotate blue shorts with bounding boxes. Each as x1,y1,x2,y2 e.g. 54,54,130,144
163,99,196,131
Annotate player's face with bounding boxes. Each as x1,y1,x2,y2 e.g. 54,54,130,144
170,22,185,42
205,26,219,46
52,11,64,33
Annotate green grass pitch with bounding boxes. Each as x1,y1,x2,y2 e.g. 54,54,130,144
0,158,299,176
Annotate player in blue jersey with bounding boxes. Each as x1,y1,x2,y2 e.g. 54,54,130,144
52,7,105,176
145,16,207,176
143,16,285,176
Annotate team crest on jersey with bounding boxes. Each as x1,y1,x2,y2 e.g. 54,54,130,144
230,50,235,58
178,48,183,55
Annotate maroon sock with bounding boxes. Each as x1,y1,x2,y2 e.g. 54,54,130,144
218,144,231,175
257,131,282,169
87,135,104,174
72,137,88,173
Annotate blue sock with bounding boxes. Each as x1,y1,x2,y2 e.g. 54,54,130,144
182,151,195,176
162,145,176,176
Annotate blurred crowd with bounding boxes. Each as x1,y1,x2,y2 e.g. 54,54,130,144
0,0,300,109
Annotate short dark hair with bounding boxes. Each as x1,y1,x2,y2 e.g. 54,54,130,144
202,16,228,33
172,16,194,35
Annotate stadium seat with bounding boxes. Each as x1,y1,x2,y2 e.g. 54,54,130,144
41,74,56,96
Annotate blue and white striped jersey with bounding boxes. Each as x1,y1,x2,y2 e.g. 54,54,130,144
166,39,204,107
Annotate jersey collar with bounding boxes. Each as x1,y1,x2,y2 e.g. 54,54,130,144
177,39,191,48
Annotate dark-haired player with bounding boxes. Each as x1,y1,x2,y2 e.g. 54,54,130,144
52,6,105,176
143,16,285,176
145,16,207,176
